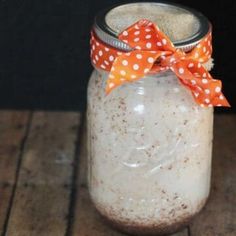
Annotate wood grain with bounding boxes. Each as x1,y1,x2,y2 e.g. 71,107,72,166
5,112,81,236
71,120,188,236
0,111,30,235
1,112,235,236
190,115,236,236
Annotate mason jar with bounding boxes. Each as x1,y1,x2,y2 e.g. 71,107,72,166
87,2,214,235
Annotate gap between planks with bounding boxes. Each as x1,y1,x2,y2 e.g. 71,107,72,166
0,111,32,236
2,112,81,236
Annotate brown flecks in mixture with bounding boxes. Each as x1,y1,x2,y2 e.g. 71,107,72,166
168,165,173,170
184,120,188,125
95,79,99,86
119,98,125,105
92,194,209,236
145,150,152,157
169,209,176,217
184,157,189,163
118,99,127,111
100,211,197,236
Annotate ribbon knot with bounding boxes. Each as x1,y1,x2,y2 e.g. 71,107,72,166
158,49,185,68
90,19,230,107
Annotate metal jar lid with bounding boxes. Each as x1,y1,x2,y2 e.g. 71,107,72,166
93,1,210,52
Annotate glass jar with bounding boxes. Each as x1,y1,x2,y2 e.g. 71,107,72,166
87,2,213,235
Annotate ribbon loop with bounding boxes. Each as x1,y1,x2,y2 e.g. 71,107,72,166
90,19,230,107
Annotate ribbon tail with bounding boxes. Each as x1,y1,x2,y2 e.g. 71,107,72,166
106,50,163,94
171,61,230,107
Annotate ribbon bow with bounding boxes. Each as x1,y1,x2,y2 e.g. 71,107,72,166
90,19,230,107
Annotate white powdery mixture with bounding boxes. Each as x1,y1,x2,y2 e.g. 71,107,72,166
105,3,200,42
87,69,213,228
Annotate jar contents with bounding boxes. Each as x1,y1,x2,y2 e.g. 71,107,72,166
105,2,200,42
88,70,213,235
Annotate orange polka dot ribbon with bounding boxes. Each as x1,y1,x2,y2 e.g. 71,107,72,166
90,19,230,107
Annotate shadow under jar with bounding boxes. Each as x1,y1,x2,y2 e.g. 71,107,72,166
87,2,213,235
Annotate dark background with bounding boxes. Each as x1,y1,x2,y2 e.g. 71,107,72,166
0,0,235,112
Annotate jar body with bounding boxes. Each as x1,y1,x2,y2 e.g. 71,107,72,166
87,69,213,235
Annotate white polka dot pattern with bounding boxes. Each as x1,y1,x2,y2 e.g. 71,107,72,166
90,19,230,107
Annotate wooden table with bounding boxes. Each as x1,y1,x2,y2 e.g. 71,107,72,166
0,111,235,236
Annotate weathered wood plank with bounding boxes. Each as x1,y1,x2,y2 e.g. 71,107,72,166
6,112,81,236
190,115,236,236
0,111,30,235
71,121,188,236
77,123,88,187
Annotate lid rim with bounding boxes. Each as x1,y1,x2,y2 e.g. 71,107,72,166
94,1,211,52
